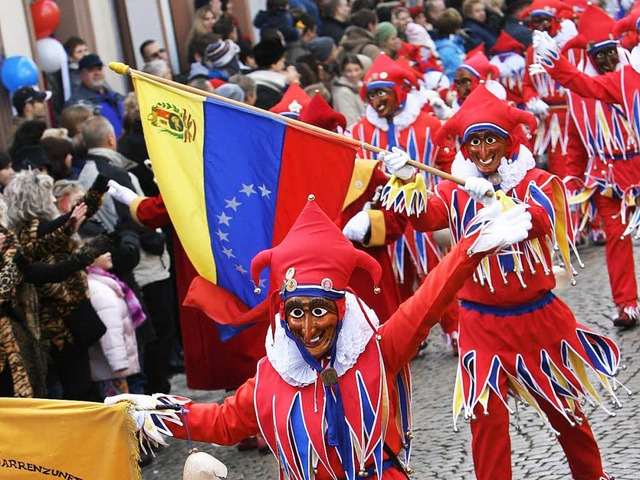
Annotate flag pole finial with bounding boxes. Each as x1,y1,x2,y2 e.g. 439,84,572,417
109,62,131,75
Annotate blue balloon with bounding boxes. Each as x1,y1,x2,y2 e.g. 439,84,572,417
0,56,39,92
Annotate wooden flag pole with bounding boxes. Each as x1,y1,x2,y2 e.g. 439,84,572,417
109,62,471,189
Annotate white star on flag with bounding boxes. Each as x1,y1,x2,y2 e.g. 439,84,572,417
258,278,267,288
217,212,232,226
222,247,235,259
235,264,248,274
258,184,272,198
215,229,229,242
225,197,242,211
240,183,256,196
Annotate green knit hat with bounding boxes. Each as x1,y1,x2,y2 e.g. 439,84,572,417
375,22,397,44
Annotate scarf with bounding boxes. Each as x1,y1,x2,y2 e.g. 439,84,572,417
87,266,146,328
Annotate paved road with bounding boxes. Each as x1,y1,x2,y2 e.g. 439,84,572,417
143,243,640,479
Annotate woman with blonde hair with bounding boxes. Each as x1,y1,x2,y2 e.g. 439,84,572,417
4,170,110,400
186,5,219,63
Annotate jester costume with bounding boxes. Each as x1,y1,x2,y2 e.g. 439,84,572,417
521,0,577,178
382,85,623,480
540,5,640,324
165,198,495,480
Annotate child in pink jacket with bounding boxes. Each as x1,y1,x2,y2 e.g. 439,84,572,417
87,251,145,399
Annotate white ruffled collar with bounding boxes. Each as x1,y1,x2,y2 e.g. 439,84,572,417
364,88,426,131
265,292,379,387
450,144,536,192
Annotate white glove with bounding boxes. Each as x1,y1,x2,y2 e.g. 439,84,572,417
107,179,139,206
528,63,547,77
342,211,371,243
379,146,416,180
104,393,157,408
469,203,533,254
105,393,189,454
532,30,560,67
429,95,453,120
526,97,550,118
463,177,496,206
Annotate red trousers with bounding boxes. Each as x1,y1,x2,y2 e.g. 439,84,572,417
593,192,639,309
470,377,607,480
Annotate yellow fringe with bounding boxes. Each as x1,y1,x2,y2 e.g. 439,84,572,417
121,402,143,480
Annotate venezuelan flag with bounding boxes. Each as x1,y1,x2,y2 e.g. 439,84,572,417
132,73,358,336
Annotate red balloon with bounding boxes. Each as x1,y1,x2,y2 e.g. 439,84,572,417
31,0,61,40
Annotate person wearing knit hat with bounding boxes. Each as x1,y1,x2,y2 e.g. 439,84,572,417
204,39,242,80
107,193,534,479
306,36,338,64
374,22,401,58
519,0,576,179
533,5,640,329
380,84,622,480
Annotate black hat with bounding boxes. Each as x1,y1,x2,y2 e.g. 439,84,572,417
78,53,104,70
12,86,51,114
13,145,52,171
253,39,285,69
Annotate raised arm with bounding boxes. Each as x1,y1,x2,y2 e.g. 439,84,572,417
380,202,533,373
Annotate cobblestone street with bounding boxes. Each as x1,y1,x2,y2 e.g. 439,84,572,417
143,243,640,479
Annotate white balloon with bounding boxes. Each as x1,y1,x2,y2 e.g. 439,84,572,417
36,38,67,73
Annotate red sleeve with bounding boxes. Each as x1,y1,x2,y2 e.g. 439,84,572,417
565,120,589,180
131,194,171,229
522,47,540,104
168,376,260,445
547,56,623,104
408,182,452,233
379,233,482,373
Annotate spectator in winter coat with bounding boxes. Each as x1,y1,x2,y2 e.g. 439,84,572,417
461,0,498,52
321,0,351,44
253,0,299,44
339,9,381,61
331,54,366,127
64,54,125,137
87,251,144,400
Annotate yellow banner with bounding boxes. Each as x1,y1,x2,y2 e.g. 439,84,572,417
0,398,140,480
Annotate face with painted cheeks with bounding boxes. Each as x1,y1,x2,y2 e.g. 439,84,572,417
465,129,507,175
285,296,339,359
367,87,398,119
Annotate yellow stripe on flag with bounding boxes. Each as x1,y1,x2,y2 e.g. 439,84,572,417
0,398,140,480
132,72,216,282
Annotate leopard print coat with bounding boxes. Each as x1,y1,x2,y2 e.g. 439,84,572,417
17,188,103,354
